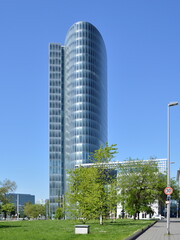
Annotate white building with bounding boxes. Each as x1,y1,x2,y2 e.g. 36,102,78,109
78,158,167,219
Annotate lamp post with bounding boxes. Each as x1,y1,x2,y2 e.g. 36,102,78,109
167,101,178,235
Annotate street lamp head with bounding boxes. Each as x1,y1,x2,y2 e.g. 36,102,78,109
168,102,178,107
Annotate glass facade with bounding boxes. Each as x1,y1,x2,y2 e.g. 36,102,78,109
49,43,64,214
49,22,107,216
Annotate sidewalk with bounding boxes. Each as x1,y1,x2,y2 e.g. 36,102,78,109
136,218,180,240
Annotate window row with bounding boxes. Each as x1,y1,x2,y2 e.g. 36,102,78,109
71,94,99,106
49,124,63,130
49,95,63,102
69,119,100,129
49,73,62,79
67,63,101,75
71,143,99,153
50,87,62,94
75,30,100,42
72,151,95,162
68,69,98,81
70,77,100,90
49,109,62,115
49,189,61,197
50,102,63,109
71,111,100,121
66,39,102,57
70,135,99,145
76,22,99,33
50,181,62,189
49,44,61,50
69,102,99,113
49,80,62,86
50,159,62,167
49,116,62,123
70,127,99,138
50,138,62,145
49,51,62,57
71,86,98,96
50,153,63,159
49,131,62,138
75,54,99,65
49,167,61,175
68,45,103,60
50,66,61,72
50,175,62,182
49,58,62,65
49,146,63,152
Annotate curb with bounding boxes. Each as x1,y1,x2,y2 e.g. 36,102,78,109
125,220,158,240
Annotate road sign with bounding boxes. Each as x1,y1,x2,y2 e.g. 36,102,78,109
164,187,173,195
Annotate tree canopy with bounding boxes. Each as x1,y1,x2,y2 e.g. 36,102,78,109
66,143,118,224
24,203,45,219
0,179,16,204
117,159,179,219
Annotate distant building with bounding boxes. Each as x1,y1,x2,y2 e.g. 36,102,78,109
77,158,167,174
6,193,35,216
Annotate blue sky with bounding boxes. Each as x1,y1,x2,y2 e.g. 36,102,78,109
0,0,180,201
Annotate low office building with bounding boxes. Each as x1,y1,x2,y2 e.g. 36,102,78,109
77,158,167,219
6,193,35,216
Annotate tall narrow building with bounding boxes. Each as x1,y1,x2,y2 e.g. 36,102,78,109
49,22,107,216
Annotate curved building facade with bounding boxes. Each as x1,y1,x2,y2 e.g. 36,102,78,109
49,22,107,216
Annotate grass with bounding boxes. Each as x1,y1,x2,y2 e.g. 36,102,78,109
0,219,155,240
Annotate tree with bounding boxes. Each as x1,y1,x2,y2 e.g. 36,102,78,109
67,166,101,223
0,179,16,204
90,143,118,163
55,207,64,220
90,143,118,224
118,159,161,220
67,143,118,224
156,173,180,215
1,203,15,219
24,203,45,219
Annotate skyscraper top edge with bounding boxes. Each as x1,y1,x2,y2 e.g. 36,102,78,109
67,21,103,36
65,21,106,52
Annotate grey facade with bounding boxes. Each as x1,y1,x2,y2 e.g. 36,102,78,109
49,22,107,215
6,193,35,216
6,193,35,206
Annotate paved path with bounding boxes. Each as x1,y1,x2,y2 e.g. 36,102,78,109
136,218,180,240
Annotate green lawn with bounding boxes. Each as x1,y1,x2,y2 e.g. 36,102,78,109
0,219,155,240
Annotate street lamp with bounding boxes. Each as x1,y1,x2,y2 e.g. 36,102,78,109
167,101,178,235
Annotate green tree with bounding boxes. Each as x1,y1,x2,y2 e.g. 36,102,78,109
118,159,160,220
67,166,101,223
67,143,118,224
24,203,45,219
90,143,118,224
1,203,15,219
0,179,16,204
90,143,118,163
156,173,180,215
55,207,64,219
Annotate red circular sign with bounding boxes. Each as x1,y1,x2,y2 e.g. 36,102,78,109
164,187,173,195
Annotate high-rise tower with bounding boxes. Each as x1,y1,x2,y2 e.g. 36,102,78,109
49,22,107,216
